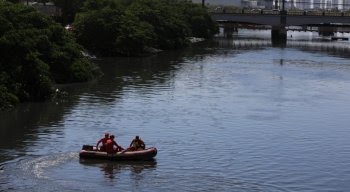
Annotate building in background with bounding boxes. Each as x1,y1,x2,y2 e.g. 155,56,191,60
344,0,350,9
264,0,274,9
192,0,242,6
297,0,311,9
313,0,322,9
274,0,348,10
241,0,274,8
31,2,61,17
241,0,258,8
192,0,350,9
336,0,343,10
19,1,61,17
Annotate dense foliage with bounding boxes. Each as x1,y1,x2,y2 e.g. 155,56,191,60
0,2,99,110
73,0,218,56
179,1,219,39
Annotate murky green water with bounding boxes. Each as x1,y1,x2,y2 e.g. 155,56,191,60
1,30,350,191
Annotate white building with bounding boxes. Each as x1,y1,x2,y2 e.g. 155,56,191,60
275,0,346,10
192,0,242,6
241,0,274,8
344,0,350,9
192,0,349,9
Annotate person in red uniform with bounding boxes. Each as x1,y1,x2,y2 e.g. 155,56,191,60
128,136,145,151
105,135,124,154
96,133,109,151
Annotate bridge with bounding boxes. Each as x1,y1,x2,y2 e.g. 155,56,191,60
210,10,350,26
210,9,350,45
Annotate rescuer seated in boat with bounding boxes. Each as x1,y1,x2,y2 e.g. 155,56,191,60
96,133,110,151
128,136,146,151
105,135,124,154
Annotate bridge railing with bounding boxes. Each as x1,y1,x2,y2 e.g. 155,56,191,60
304,11,323,16
260,10,280,15
287,11,304,16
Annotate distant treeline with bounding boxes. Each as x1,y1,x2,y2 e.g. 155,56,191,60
0,0,218,110
73,0,218,56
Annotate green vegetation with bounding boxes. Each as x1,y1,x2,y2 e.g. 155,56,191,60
0,0,217,110
0,2,99,110
73,0,218,56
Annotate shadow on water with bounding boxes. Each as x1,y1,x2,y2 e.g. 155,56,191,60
79,158,157,179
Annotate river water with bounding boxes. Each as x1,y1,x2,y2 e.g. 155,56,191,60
1,30,350,191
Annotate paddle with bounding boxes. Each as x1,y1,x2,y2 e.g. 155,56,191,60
120,149,128,154
118,146,128,154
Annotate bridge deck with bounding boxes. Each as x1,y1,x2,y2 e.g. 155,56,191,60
211,10,350,26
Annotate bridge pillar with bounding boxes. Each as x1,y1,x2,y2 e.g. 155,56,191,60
318,26,335,36
223,23,238,38
271,26,287,46
271,10,287,47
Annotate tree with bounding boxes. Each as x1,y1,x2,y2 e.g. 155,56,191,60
74,0,155,56
73,0,217,56
115,12,155,56
0,1,99,109
74,6,124,56
176,1,218,38
126,0,191,49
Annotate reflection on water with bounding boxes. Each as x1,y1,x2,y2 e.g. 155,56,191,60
0,102,73,162
79,159,157,180
216,29,350,59
219,28,350,49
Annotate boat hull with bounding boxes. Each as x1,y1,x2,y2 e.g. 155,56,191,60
79,147,157,161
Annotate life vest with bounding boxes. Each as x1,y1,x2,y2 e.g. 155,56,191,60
132,140,141,148
105,139,114,153
101,138,109,146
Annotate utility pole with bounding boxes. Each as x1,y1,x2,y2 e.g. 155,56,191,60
202,0,205,7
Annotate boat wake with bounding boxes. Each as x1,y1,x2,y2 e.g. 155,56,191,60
20,152,78,179
0,152,78,191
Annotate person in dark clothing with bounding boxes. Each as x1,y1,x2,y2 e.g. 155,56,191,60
128,136,145,151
